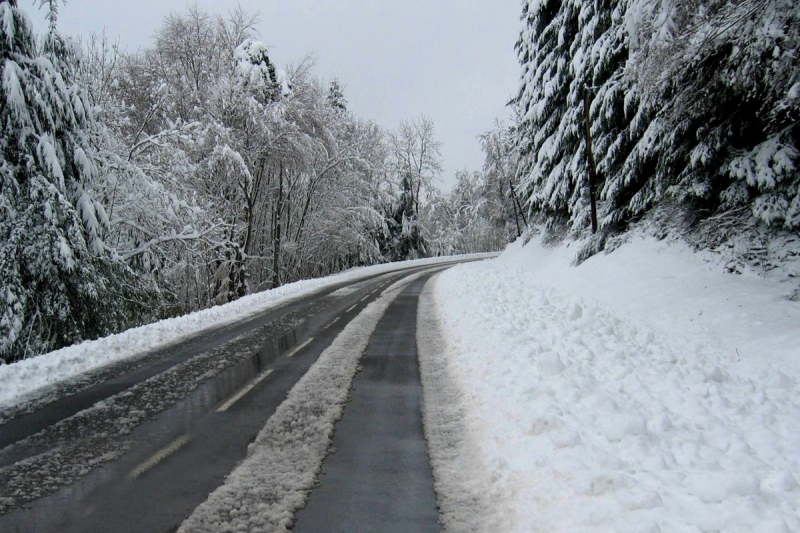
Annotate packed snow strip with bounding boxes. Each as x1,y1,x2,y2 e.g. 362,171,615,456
178,270,434,533
433,236,800,533
416,274,511,533
0,253,493,410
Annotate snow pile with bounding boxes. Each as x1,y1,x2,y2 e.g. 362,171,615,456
0,254,491,410
178,271,430,533
432,235,800,532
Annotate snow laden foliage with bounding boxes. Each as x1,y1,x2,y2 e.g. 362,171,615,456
78,35,209,308
515,0,633,232
381,117,514,260
0,0,150,362
424,170,513,256
0,3,508,362
513,0,800,238
478,121,525,240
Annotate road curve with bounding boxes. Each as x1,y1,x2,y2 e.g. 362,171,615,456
0,260,473,532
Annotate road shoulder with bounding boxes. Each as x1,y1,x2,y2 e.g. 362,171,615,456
417,273,509,532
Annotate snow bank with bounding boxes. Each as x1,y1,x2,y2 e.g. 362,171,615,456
178,270,430,533
417,274,510,532
432,235,800,532
497,236,800,375
0,253,492,410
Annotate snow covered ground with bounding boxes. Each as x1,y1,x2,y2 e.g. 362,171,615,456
431,235,800,532
0,253,492,410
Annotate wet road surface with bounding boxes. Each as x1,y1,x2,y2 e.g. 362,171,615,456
0,260,478,531
293,275,439,533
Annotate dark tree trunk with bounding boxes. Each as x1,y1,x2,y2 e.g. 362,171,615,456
583,86,599,234
271,163,284,288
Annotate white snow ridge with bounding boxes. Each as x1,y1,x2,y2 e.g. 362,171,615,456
417,273,511,532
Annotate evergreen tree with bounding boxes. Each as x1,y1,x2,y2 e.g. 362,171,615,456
0,0,148,362
327,78,347,112
515,0,645,233
626,0,800,228
514,0,800,237
378,174,428,261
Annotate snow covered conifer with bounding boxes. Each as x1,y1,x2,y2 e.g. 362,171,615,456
379,174,428,261
234,38,289,103
515,0,649,233
625,0,800,229
327,78,347,112
0,0,146,361
514,0,800,240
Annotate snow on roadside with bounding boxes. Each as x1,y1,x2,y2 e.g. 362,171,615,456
178,270,432,533
0,253,492,410
417,273,510,532
432,235,800,532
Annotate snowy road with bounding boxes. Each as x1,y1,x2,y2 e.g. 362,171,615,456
0,261,473,532
293,274,439,532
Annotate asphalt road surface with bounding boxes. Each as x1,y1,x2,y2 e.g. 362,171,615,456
0,260,475,532
293,274,439,533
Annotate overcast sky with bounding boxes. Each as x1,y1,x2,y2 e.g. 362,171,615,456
28,0,520,190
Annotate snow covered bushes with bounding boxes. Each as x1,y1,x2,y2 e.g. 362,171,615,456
513,0,800,237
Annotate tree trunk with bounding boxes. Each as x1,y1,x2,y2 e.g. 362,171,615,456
583,86,599,234
509,181,528,228
271,163,284,288
509,180,522,237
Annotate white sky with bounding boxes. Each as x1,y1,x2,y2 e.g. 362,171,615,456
27,0,520,190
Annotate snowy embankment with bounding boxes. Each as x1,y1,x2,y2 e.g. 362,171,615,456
0,254,492,410
432,236,800,532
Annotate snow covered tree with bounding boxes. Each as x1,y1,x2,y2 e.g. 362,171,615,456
78,34,217,315
514,0,800,240
479,120,522,239
378,173,428,261
515,0,641,233
0,0,149,362
625,0,800,228
327,78,347,112
377,115,443,260
389,115,442,215
420,167,510,256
